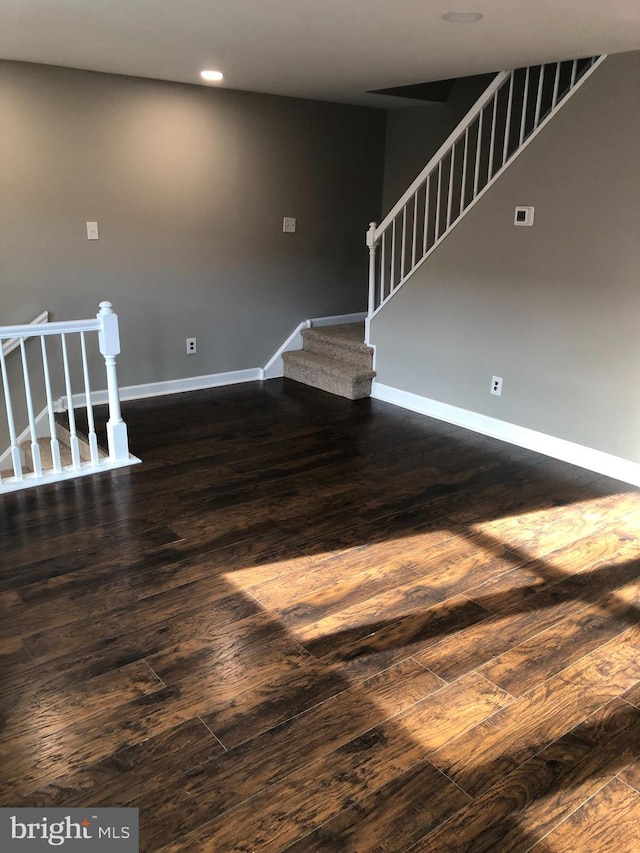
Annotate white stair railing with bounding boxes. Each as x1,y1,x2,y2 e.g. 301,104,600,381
0,301,139,493
365,55,606,340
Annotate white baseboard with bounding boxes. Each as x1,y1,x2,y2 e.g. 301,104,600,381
262,312,367,380
60,368,263,409
372,381,640,488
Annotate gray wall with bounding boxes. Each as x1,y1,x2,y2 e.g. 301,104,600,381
381,75,494,216
371,51,640,463
0,61,385,390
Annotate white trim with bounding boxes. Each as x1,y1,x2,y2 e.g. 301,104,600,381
59,367,263,409
371,381,640,488
262,322,310,380
262,312,367,380
0,455,141,494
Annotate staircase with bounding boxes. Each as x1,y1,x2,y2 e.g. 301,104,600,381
282,322,375,400
365,55,606,340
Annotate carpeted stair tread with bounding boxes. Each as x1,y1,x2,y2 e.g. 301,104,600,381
282,349,374,381
283,349,374,400
302,322,368,351
20,430,107,471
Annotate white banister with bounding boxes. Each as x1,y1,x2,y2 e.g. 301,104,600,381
98,301,130,463
0,300,139,493
0,317,100,340
365,55,606,321
2,311,49,357
366,222,377,321
375,71,510,238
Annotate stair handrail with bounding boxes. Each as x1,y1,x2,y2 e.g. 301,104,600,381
2,311,49,357
373,71,510,242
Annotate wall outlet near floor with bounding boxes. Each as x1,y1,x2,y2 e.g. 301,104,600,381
282,217,296,233
491,375,503,396
186,337,197,354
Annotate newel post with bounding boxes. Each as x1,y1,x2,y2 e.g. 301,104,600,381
365,221,378,344
97,301,130,462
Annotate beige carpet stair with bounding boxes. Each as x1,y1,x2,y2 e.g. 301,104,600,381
10,423,108,476
282,322,375,400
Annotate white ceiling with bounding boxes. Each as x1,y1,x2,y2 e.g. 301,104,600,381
2,0,640,107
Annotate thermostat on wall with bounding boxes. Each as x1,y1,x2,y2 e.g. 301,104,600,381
514,206,535,226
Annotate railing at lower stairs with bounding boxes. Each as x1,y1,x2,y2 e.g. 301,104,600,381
0,301,139,493
365,55,606,342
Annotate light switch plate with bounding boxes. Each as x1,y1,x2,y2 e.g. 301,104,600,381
86,221,99,240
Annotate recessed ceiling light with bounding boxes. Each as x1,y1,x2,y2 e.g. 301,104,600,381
200,70,224,82
442,11,484,23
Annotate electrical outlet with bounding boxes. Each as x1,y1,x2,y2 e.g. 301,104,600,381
282,217,296,233
491,376,503,396
186,337,197,355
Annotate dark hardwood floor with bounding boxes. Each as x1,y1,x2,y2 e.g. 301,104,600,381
2,378,640,851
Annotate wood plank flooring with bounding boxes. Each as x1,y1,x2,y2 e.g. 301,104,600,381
2,378,640,851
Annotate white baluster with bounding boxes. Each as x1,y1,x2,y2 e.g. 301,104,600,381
570,59,578,88
401,206,407,279
446,143,456,228
534,64,545,128
474,110,484,197
98,301,130,462
551,61,561,109
40,337,62,473
502,72,515,166
411,192,418,268
390,218,397,291
379,231,386,306
488,91,498,180
435,161,443,239
80,332,100,465
422,174,431,253
0,344,23,480
519,67,531,144
460,128,469,214
61,334,81,468
19,337,42,476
